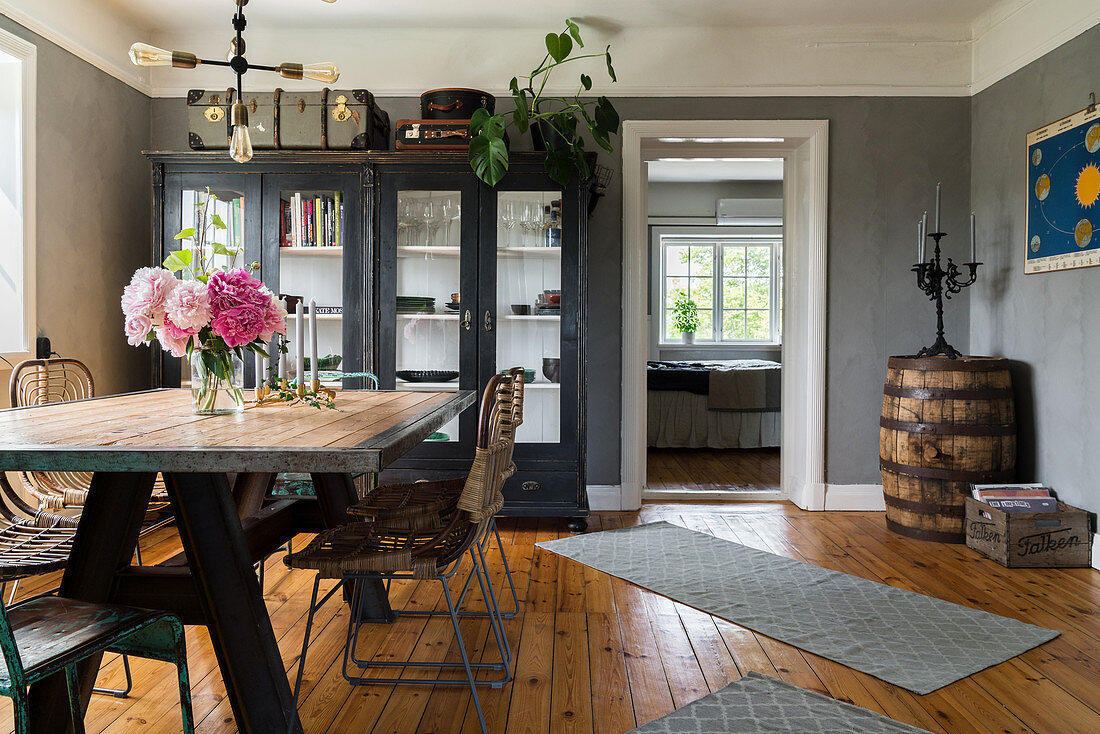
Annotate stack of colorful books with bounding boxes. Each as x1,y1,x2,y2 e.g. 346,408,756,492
281,191,344,248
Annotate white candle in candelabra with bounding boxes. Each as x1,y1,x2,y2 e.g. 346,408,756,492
262,355,269,386
295,301,305,386
917,220,924,262
254,351,262,388
934,183,941,232
309,298,319,385
278,341,286,380
970,212,976,263
920,211,928,261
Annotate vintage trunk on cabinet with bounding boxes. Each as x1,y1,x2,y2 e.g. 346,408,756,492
965,497,1092,567
879,356,1016,543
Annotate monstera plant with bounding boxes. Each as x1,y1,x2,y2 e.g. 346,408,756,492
468,19,620,187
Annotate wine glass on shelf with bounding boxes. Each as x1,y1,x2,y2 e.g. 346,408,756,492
397,198,414,247
441,196,460,246
500,199,517,248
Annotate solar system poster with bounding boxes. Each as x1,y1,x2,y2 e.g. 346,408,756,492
1026,105,1100,273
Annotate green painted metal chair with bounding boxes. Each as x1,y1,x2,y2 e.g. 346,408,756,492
0,550,195,734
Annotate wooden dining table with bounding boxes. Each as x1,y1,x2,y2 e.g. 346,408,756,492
0,387,475,734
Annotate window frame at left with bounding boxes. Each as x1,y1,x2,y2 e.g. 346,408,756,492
0,29,35,363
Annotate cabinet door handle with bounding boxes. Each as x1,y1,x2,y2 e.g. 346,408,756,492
462,309,472,331
522,481,541,492
484,310,493,331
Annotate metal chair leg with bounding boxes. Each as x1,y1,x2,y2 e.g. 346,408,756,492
288,575,325,734
441,575,488,734
92,653,133,698
65,665,87,734
171,619,197,734
473,545,512,672
491,519,520,619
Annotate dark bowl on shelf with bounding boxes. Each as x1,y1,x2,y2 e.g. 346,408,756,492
542,357,561,383
396,370,459,383
510,304,533,315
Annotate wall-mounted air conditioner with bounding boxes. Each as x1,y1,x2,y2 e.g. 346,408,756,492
716,198,783,226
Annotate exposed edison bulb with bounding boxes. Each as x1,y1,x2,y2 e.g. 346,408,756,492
129,42,172,66
229,102,253,163
277,62,340,83
129,42,197,68
302,62,340,83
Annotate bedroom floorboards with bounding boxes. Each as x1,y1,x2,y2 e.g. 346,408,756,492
647,447,780,493
4,503,1098,733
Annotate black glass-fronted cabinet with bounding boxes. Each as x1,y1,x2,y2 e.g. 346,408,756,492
148,151,587,526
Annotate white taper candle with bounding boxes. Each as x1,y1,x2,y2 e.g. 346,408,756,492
254,350,262,388
920,211,927,262
295,300,305,385
278,300,288,379
970,212,976,262
934,183,941,232
309,298,319,385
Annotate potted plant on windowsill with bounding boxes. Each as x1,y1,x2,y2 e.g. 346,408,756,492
672,295,700,345
468,19,619,188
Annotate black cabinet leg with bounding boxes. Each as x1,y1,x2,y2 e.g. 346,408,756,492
566,517,588,532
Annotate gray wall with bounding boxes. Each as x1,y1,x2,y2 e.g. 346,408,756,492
151,95,971,486
0,14,152,402
969,24,1100,514
648,181,783,218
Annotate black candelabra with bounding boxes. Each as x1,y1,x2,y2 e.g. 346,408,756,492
912,231,980,359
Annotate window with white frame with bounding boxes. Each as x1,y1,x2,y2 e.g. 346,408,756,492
0,30,34,358
659,236,782,344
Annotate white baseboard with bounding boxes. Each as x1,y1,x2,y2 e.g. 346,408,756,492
1093,533,1100,571
824,484,886,511
587,485,622,512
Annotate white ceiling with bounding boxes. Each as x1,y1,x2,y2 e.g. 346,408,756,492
2,0,1098,97
648,158,784,183
102,0,1000,33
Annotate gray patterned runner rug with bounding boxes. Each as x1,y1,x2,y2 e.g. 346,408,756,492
537,522,1058,694
629,672,932,733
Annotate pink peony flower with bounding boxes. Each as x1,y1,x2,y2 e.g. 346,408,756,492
124,313,153,347
155,316,195,358
207,268,267,316
165,280,212,332
122,267,178,320
259,296,288,341
211,303,265,348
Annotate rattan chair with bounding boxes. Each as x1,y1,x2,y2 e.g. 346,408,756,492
345,367,525,618
7,359,173,551
0,546,195,734
284,374,516,734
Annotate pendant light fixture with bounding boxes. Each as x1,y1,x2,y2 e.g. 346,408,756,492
129,0,340,162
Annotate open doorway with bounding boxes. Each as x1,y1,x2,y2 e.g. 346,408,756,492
645,157,784,500
620,120,829,511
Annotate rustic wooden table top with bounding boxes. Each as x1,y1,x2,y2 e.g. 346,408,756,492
0,388,475,473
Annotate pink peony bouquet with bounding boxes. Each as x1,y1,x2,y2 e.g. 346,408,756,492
121,265,286,360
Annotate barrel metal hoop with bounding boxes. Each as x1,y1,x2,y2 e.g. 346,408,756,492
882,385,1014,401
887,356,1009,372
879,458,1014,483
885,517,966,543
882,493,964,517
879,417,1016,436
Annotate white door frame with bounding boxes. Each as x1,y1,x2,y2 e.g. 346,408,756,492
620,120,829,511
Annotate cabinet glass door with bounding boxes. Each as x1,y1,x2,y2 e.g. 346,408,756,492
162,173,261,388
262,174,363,391
378,174,479,457
482,179,580,461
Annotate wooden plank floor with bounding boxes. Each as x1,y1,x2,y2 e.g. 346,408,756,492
4,503,1099,733
647,448,780,492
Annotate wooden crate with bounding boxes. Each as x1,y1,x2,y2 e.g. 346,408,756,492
965,497,1092,567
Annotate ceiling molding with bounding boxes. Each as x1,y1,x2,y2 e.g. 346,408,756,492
0,1,151,95
970,0,1100,94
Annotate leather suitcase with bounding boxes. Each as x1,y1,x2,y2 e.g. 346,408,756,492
420,88,494,120
278,88,390,150
187,89,278,150
395,119,474,150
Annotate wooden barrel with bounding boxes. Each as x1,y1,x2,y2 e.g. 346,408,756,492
879,356,1016,543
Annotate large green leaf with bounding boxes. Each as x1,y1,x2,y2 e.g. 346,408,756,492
595,96,620,134
605,46,617,82
544,147,573,187
173,228,196,241
512,90,530,133
469,134,510,186
211,214,227,230
469,108,492,135
162,248,193,273
211,241,236,257
565,19,584,48
545,32,572,62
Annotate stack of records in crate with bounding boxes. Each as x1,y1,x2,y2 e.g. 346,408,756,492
971,483,1057,512
396,296,436,314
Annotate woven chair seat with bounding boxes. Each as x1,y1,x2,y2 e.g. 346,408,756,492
0,520,76,581
347,477,466,531
285,519,478,580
